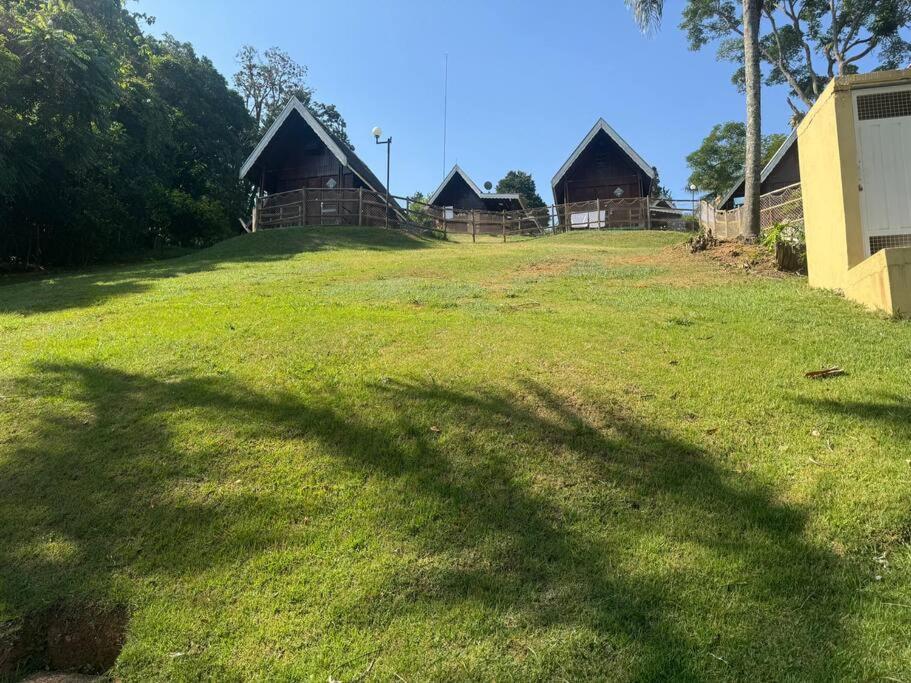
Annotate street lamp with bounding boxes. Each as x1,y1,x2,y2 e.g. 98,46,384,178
688,183,698,216
373,126,392,228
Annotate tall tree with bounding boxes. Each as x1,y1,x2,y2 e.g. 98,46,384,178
233,46,310,130
742,0,762,238
686,122,787,198
496,170,546,208
0,0,254,267
625,0,764,238
682,0,911,122
233,45,351,146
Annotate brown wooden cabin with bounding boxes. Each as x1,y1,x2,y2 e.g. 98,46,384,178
240,97,397,226
718,129,800,209
428,165,525,234
551,119,657,228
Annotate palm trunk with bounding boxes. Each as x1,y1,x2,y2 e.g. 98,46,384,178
742,0,762,240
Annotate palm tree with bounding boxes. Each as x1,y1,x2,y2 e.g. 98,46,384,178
625,0,762,240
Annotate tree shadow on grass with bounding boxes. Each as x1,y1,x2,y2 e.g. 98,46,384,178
797,392,911,438
0,363,849,679
0,227,435,315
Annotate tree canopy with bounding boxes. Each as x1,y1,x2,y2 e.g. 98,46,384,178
0,0,254,268
496,171,547,209
681,0,911,121
234,46,351,147
686,122,787,199
0,5,354,269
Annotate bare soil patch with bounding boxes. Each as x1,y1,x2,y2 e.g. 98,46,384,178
687,240,796,278
0,604,127,682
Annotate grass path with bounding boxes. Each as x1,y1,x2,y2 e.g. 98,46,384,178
0,227,909,680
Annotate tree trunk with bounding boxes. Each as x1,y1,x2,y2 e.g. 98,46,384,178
742,0,762,240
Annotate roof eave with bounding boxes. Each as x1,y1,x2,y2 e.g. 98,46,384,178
551,118,656,193
716,128,798,206
239,97,349,181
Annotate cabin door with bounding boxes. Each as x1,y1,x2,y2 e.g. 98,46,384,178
854,86,911,256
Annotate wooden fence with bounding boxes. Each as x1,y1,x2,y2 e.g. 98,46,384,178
698,183,803,239
252,187,693,241
254,187,398,231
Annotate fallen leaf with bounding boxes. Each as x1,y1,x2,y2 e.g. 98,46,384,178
805,367,846,379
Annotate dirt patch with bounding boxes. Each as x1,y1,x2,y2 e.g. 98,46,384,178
0,605,127,681
687,240,794,278
511,257,583,281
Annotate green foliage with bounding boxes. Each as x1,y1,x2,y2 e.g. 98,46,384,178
760,220,804,250
495,170,546,208
680,0,911,116
406,191,435,228
234,46,351,147
0,1,254,268
686,122,788,199
761,220,807,272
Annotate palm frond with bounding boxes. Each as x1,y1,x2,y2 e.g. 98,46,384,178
624,0,663,35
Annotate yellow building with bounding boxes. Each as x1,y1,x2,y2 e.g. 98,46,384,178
797,69,911,316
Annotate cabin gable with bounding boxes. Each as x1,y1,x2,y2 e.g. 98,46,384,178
248,111,362,194
552,119,656,206
240,97,390,199
428,166,524,212
433,172,487,210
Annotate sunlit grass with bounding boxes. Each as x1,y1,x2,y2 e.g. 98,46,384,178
0,227,909,680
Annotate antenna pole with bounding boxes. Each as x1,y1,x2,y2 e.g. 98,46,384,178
442,53,448,178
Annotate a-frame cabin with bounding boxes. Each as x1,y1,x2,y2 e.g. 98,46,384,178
552,119,657,206
551,119,658,229
428,165,526,213
240,97,397,227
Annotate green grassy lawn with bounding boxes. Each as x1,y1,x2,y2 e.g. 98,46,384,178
1,227,909,681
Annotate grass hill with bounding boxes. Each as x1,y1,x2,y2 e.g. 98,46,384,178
1,227,909,680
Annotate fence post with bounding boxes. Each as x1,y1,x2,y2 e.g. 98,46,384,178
502,212,507,243
472,211,476,243
357,187,363,226
645,197,652,230
252,197,259,232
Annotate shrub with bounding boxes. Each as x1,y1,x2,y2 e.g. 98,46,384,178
762,221,806,272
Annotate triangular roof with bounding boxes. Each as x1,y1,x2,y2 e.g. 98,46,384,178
239,97,392,203
551,118,656,194
428,165,525,208
716,128,798,208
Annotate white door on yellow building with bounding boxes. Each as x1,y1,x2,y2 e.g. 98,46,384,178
854,87,911,256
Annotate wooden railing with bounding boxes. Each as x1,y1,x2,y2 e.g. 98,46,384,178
252,187,692,241
254,187,400,231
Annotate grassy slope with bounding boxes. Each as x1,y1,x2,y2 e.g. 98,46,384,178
0,227,909,681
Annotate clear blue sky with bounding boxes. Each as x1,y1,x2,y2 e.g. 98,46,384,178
141,0,797,202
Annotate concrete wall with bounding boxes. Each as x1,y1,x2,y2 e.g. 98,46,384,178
845,246,911,316
797,68,911,315
797,78,864,290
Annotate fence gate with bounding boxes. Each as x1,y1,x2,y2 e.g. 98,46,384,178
854,86,911,255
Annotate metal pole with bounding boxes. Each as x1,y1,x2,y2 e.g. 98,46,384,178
385,138,391,229
375,134,392,229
